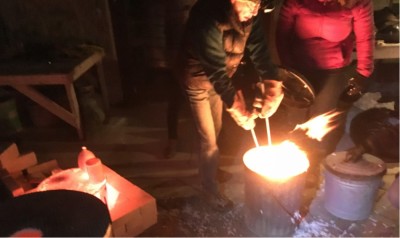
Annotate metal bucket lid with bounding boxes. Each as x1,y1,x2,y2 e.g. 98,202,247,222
323,151,387,180
0,190,111,237
277,66,315,108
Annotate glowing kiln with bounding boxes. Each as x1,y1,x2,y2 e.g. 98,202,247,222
243,143,309,236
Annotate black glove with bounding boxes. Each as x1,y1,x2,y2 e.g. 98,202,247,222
340,73,369,103
227,90,256,130
252,79,284,118
344,145,366,162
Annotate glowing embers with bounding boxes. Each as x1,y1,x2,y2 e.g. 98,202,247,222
243,141,309,181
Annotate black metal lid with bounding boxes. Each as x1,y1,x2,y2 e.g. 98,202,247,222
323,151,387,180
277,66,315,109
0,190,111,237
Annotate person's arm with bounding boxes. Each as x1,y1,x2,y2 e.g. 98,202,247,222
189,19,236,107
276,0,297,68
246,13,283,118
246,13,277,79
352,0,374,78
188,18,255,130
340,0,374,102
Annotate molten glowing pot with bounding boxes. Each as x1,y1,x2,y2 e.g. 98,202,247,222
243,142,309,237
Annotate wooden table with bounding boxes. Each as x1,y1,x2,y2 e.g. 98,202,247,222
0,48,109,139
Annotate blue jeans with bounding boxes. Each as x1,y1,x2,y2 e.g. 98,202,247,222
185,87,223,194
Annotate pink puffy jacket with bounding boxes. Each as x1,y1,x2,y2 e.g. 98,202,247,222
276,0,374,77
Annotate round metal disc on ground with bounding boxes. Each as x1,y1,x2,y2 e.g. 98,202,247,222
0,190,112,237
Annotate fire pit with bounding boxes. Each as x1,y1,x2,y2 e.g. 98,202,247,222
243,142,309,237
241,67,341,236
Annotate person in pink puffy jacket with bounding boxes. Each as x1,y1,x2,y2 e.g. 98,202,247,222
276,0,375,164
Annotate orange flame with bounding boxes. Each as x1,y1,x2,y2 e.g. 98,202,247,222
243,141,309,182
294,110,342,141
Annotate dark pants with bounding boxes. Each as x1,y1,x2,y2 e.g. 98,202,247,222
166,71,184,140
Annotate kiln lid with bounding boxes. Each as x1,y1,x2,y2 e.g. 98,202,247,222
323,151,387,180
278,66,315,109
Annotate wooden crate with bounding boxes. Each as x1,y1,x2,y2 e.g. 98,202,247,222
103,166,157,237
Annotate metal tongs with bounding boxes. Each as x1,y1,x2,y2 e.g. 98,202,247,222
251,80,273,147
250,118,272,147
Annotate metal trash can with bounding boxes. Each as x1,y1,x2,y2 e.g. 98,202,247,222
243,145,309,236
244,168,306,236
323,152,386,221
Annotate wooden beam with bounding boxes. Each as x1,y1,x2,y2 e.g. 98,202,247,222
12,85,77,128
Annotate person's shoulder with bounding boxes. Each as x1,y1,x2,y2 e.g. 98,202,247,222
284,0,303,6
354,0,373,5
188,0,230,26
348,0,373,13
281,0,303,12
349,0,373,8
358,0,373,7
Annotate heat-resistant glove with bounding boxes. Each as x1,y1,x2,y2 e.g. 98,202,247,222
252,79,284,118
226,90,256,130
340,73,369,103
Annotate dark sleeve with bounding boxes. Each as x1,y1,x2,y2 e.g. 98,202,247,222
246,13,278,80
190,19,236,107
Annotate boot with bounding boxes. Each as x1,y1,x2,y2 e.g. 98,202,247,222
202,189,234,212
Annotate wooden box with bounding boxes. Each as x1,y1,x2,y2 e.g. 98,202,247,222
103,166,157,237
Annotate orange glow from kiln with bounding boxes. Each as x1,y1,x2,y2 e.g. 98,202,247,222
294,110,341,141
243,141,309,182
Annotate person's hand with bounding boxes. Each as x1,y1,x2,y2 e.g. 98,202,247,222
340,73,369,103
344,145,366,162
226,90,256,130
252,79,284,118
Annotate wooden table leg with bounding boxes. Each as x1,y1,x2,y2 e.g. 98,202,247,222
64,82,84,140
96,60,110,123
12,84,84,140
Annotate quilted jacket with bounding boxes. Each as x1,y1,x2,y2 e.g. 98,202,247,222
276,0,374,77
180,0,277,108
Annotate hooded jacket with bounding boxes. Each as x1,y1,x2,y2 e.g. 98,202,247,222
276,0,374,78
180,0,277,108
